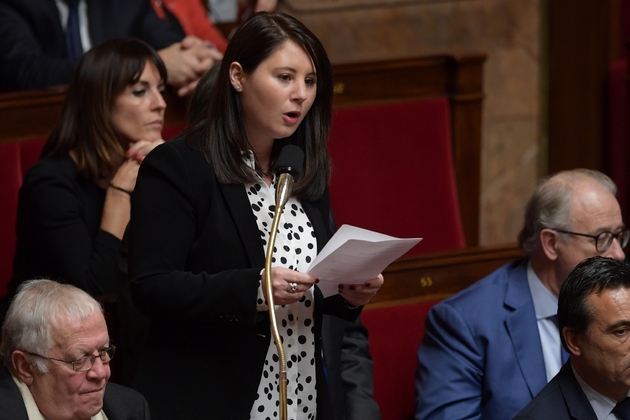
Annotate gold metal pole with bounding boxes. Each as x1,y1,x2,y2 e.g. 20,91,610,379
263,172,293,420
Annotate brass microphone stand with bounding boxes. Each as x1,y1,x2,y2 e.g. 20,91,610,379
263,171,294,420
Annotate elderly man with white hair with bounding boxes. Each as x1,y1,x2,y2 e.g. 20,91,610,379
0,279,149,420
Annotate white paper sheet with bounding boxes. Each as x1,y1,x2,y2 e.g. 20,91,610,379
307,224,422,297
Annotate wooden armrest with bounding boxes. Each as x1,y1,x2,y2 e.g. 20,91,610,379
369,243,522,308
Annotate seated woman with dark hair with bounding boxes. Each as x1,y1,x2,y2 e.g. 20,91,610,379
5,38,167,305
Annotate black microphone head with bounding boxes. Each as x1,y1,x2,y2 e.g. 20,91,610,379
274,145,304,178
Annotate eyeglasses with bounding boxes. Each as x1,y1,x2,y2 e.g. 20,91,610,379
553,229,630,253
23,345,116,372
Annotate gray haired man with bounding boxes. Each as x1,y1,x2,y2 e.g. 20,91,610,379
0,279,149,420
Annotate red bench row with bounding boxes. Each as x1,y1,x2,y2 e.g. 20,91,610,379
0,54,492,420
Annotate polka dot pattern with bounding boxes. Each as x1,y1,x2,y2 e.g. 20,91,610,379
246,173,317,420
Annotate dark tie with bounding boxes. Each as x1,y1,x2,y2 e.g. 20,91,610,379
612,397,630,420
65,0,83,59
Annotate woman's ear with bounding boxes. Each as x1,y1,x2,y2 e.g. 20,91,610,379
229,62,244,92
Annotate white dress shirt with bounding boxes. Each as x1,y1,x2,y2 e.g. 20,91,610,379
574,366,630,420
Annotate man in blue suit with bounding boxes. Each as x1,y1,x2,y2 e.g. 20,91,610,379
415,169,629,420
514,256,630,420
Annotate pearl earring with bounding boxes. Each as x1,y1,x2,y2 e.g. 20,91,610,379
235,85,243,92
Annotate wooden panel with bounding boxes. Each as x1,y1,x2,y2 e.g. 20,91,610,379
0,87,66,143
0,88,189,143
368,243,522,308
547,0,621,174
448,55,485,248
331,56,449,106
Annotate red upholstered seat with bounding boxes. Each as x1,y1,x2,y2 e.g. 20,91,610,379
162,124,186,141
0,143,24,296
0,139,46,295
361,301,438,420
20,139,46,177
329,98,465,419
328,99,465,255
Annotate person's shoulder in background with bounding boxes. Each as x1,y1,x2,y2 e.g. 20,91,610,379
103,382,151,420
151,0,228,52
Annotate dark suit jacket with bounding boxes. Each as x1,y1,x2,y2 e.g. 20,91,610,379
0,367,150,420
513,362,598,420
128,136,362,420
416,258,548,420
116,237,381,420
0,0,184,91
322,315,381,420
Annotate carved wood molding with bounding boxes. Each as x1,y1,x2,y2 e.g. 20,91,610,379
281,0,463,14
0,54,486,247
368,243,523,308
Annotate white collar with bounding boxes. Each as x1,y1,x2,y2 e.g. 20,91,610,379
11,374,108,420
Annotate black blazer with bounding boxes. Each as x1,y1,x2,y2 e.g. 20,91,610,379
0,0,184,91
128,136,361,419
513,362,598,420
322,315,381,420
0,367,150,420
117,245,381,420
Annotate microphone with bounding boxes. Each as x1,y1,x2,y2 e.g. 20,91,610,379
264,145,304,420
274,145,304,209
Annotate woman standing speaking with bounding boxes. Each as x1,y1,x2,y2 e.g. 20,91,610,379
128,12,383,419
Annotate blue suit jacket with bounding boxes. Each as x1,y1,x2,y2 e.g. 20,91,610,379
415,258,548,420
513,362,597,420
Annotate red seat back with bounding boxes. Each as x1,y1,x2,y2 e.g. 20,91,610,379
362,301,438,420
20,139,46,177
162,124,186,141
328,99,465,255
0,143,24,295
0,139,46,294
